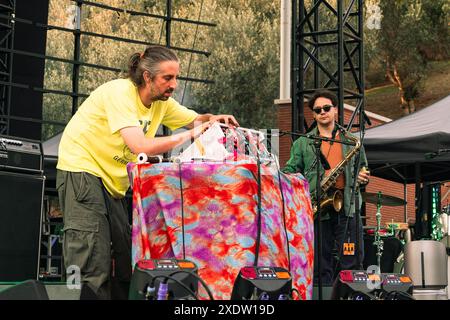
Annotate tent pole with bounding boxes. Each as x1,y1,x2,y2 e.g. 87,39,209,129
404,182,407,223
414,163,421,239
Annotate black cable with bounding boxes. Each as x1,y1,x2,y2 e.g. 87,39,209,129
332,128,361,279
169,270,214,300
236,129,264,266
148,274,198,300
290,288,300,300
276,169,291,271
177,162,186,259
332,213,352,280
253,138,263,266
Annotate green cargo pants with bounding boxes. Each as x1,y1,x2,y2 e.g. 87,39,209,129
56,170,132,300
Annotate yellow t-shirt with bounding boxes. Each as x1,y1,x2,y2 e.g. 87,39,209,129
57,78,198,198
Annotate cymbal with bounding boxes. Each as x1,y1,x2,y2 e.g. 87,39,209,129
362,192,407,207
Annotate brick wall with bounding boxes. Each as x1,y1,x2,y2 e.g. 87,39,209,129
365,177,416,227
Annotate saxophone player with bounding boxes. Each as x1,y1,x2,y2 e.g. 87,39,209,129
282,89,370,286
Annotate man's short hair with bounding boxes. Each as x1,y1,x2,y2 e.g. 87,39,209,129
307,89,338,110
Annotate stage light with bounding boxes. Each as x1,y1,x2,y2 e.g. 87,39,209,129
331,270,376,300
231,266,292,300
430,183,443,241
331,270,414,300
129,259,199,300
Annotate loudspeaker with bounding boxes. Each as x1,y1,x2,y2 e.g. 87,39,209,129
0,280,49,300
0,282,98,300
231,267,292,300
0,171,44,281
330,270,414,300
9,0,49,140
129,259,198,300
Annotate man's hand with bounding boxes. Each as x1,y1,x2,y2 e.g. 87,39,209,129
357,166,370,185
191,120,212,139
186,114,239,129
209,114,239,127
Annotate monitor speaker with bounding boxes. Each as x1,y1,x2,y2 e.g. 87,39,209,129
0,171,44,281
0,282,98,300
0,280,49,300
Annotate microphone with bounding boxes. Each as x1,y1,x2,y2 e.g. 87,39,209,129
330,125,339,145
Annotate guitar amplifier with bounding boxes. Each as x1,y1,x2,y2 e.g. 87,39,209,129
0,135,43,174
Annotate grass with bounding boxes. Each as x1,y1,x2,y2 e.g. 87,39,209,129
364,60,450,120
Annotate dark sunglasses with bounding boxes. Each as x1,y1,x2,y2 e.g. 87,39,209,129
312,105,333,114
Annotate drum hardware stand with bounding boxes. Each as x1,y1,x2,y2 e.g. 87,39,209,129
373,191,384,271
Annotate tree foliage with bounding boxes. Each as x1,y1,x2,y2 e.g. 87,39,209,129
43,0,279,139
190,1,279,129
367,0,449,114
379,0,427,114
43,0,447,139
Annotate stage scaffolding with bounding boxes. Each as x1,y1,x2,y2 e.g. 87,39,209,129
291,0,366,133
0,0,15,135
0,0,215,138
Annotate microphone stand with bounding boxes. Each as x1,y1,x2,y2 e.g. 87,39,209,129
342,121,366,272
279,130,355,300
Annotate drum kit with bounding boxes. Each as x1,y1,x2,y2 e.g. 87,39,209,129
361,191,406,271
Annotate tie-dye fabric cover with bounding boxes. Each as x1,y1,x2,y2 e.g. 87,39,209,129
127,161,314,300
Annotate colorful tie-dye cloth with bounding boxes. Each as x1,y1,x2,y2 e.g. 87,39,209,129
128,161,314,300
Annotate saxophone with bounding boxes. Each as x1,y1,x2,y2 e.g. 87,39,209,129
312,126,361,217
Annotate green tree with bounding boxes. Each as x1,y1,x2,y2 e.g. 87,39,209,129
190,1,280,130
375,0,449,115
43,0,280,139
419,0,449,60
379,0,427,114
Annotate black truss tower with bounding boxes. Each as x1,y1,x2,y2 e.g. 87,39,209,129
292,0,365,133
0,0,15,135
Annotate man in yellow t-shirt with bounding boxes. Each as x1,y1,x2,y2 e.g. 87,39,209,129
56,45,238,299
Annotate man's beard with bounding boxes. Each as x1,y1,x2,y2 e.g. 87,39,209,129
156,95,169,101
155,89,174,101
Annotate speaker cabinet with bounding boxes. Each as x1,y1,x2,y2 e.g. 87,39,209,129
0,171,44,281
0,280,49,300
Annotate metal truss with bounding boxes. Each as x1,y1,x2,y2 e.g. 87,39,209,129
292,0,365,133
0,0,15,135
0,0,215,139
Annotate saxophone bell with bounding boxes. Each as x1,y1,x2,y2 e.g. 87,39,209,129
313,189,344,217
